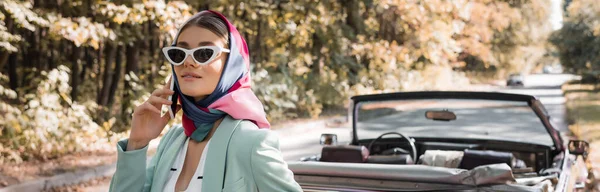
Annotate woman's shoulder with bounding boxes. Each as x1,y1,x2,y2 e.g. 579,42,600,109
230,119,277,147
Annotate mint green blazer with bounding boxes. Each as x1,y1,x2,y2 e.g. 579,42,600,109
108,116,302,192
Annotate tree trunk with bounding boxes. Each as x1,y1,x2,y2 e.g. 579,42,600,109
0,51,8,71
125,42,140,76
32,29,41,70
147,23,155,83
70,45,82,101
147,22,161,84
107,45,124,107
20,38,31,88
0,16,15,70
49,45,56,69
96,43,103,101
81,47,92,82
377,7,404,43
252,19,263,64
98,43,116,106
123,41,140,96
33,0,41,8
8,53,18,91
344,0,365,37
21,30,40,73
122,41,140,116
311,32,323,75
196,1,210,11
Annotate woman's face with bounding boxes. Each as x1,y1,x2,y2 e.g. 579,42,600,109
174,26,228,101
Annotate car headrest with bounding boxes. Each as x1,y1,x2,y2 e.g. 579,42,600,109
458,149,514,170
320,145,369,163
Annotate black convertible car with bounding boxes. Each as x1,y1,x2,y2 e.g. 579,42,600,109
290,91,591,192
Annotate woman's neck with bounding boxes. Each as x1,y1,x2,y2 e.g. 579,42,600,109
193,117,223,143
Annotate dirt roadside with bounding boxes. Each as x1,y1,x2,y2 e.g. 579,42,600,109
563,83,600,191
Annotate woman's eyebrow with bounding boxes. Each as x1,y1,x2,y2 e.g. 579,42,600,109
176,41,215,47
198,42,215,46
176,41,189,48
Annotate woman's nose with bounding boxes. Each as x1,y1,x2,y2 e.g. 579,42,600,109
183,55,198,68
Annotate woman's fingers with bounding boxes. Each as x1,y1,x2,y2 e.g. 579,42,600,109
151,88,174,99
147,95,172,107
141,102,161,114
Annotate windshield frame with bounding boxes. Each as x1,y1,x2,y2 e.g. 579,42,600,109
349,91,563,152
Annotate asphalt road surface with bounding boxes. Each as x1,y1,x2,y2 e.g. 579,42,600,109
83,73,577,191
497,73,577,132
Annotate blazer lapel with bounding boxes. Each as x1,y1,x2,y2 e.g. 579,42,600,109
151,132,187,192
202,116,242,192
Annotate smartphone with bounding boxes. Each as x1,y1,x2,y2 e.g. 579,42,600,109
166,75,176,119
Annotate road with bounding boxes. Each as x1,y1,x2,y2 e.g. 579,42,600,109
82,73,577,191
496,73,577,132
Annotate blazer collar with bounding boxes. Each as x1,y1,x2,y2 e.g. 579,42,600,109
152,129,187,192
202,115,242,191
150,116,241,192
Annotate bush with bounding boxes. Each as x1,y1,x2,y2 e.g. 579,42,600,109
581,71,600,84
0,66,122,163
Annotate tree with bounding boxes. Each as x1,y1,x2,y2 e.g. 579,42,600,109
550,0,600,78
0,0,556,162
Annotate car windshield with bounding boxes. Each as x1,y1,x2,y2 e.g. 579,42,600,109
355,99,553,146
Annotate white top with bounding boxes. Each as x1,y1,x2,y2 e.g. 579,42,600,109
163,138,210,192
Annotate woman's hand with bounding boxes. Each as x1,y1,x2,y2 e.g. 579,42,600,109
127,77,179,151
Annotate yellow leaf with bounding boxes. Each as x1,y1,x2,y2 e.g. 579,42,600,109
11,120,21,133
284,12,293,20
59,92,73,105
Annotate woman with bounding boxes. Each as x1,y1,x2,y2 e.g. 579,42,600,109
109,10,302,192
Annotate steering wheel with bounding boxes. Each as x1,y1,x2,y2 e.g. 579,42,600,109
367,132,417,161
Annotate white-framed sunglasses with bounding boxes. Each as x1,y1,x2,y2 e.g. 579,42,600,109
162,46,230,66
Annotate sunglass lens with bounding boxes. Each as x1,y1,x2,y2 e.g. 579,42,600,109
193,48,215,63
167,49,186,63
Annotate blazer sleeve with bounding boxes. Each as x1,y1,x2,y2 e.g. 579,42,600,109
109,127,175,192
108,139,149,192
250,130,303,192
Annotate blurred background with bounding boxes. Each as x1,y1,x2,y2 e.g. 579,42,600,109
0,0,599,191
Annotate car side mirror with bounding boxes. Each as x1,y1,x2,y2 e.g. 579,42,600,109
568,140,589,159
320,133,338,145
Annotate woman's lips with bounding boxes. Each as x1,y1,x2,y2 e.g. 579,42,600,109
181,75,201,81
180,71,202,82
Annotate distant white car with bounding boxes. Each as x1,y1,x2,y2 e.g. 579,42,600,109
554,65,564,73
543,66,553,74
506,73,524,86
543,65,564,74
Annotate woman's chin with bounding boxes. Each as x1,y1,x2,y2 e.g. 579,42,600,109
180,88,209,99
181,90,203,97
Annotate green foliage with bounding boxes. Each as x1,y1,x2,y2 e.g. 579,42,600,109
550,0,600,76
0,67,122,163
0,0,49,30
47,15,116,49
0,0,48,52
0,0,556,162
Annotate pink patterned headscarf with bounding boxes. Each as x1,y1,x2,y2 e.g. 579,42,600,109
169,10,270,141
